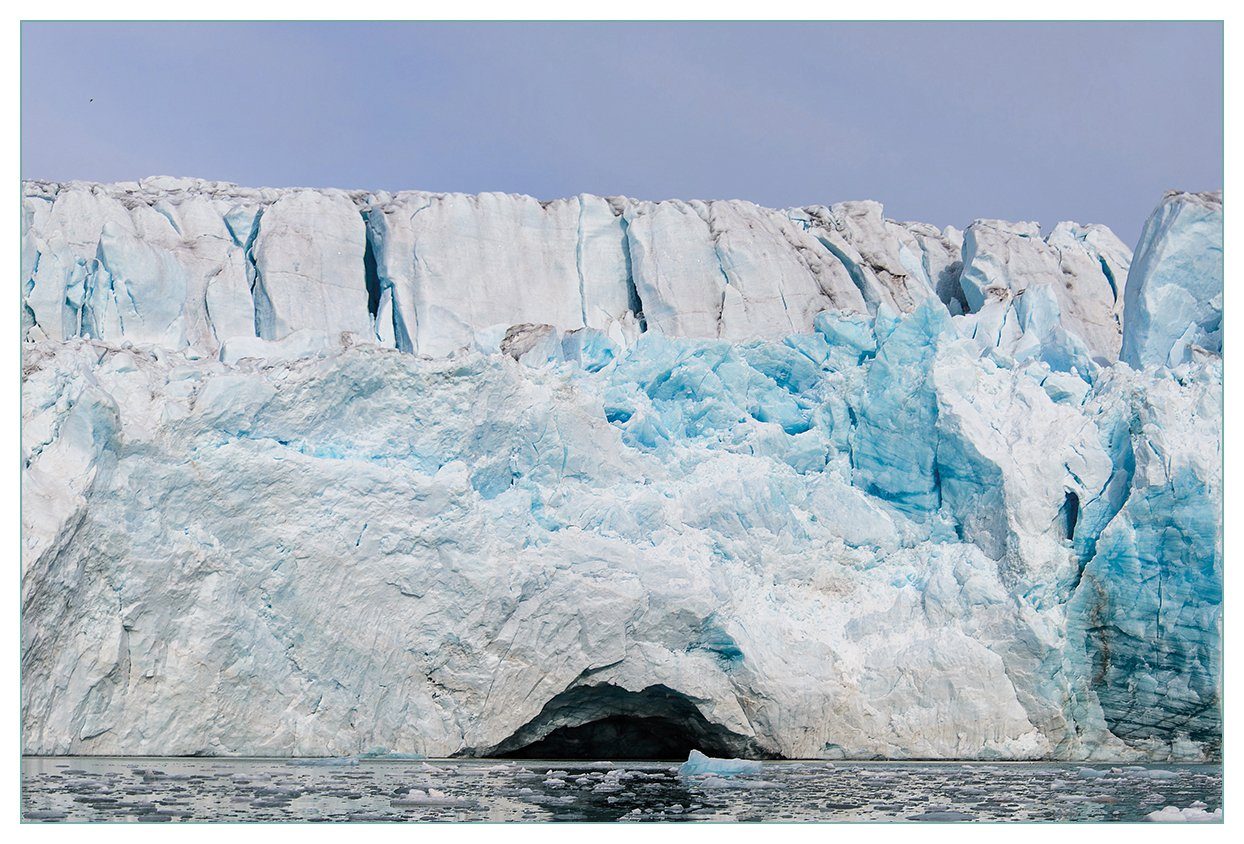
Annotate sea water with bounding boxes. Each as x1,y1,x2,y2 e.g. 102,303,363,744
21,756,1222,823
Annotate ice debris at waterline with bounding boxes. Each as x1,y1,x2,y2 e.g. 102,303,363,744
20,757,1223,823
21,179,1222,761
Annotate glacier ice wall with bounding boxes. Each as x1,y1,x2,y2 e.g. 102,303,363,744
21,178,1222,760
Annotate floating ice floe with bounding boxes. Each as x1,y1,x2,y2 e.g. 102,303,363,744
391,788,475,808
678,750,764,777
1145,804,1221,822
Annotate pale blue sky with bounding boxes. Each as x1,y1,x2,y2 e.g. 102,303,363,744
21,21,1223,246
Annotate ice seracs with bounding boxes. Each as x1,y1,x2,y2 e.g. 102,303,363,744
20,179,1222,762
252,190,372,342
1120,190,1223,369
957,217,1128,368
23,179,1133,360
365,191,637,355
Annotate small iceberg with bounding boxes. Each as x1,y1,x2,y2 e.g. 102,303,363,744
1076,767,1109,778
391,788,475,808
1145,804,1221,822
677,749,763,777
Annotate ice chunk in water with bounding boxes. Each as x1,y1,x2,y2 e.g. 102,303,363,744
677,750,763,777
1145,805,1222,822
391,788,474,808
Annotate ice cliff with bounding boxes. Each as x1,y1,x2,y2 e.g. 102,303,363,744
21,178,1222,761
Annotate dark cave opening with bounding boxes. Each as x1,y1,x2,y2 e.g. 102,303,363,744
500,715,709,760
478,683,776,761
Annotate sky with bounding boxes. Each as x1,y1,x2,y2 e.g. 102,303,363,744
21,21,1223,246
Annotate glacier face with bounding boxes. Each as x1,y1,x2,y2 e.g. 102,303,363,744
20,178,1221,761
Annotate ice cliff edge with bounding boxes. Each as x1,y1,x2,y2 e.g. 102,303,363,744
21,180,1222,760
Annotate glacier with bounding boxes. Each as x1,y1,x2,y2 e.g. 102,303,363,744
20,178,1222,761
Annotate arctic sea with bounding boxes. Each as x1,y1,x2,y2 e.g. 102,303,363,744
22,756,1222,823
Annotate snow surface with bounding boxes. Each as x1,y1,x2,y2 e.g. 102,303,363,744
20,179,1221,760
